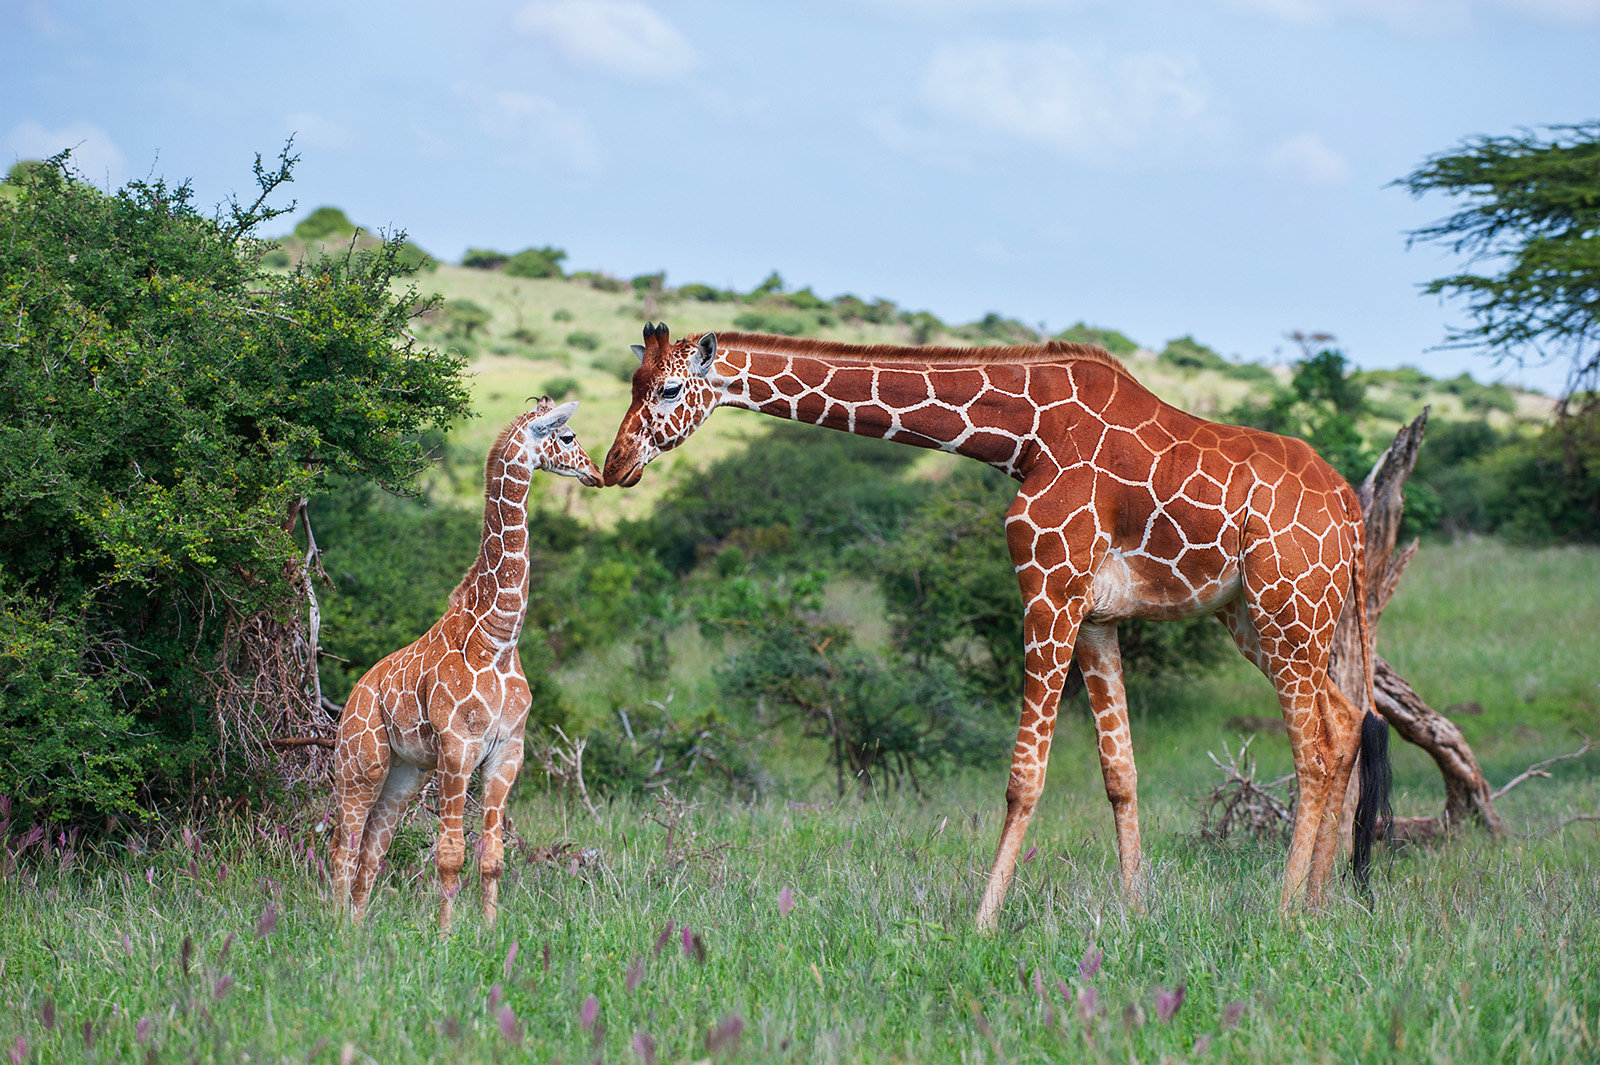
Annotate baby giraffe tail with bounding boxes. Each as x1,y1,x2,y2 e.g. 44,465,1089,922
1346,501,1392,895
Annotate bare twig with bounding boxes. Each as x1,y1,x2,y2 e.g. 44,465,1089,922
1491,731,1596,801
270,736,336,749
1197,737,1297,845
534,725,599,821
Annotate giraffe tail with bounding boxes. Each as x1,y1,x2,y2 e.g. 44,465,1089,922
1347,491,1392,896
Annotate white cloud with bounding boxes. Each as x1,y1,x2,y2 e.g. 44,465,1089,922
7,120,125,184
1230,0,1600,30
465,87,602,175
1267,133,1351,186
284,111,350,150
512,0,694,80
917,41,1210,159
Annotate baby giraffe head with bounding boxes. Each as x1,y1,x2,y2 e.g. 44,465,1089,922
510,398,603,486
604,322,721,487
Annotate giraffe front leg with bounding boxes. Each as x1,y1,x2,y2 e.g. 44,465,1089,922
434,737,482,934
331,683,387,920
976,598,1082,932
1076,621,1143,910
478,735,525,926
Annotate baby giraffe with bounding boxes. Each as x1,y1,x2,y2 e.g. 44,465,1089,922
331,398,601,930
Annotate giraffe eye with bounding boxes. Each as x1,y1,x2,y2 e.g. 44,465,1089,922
660,381,683,402
560,432,575,444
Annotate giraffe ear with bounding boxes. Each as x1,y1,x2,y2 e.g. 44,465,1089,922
690,332,717,377
528,401,579,436
631,344,647,363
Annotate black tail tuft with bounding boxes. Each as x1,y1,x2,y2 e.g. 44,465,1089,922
1351,709,1392,895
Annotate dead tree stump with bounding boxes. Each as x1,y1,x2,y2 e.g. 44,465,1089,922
1328,410,1510,843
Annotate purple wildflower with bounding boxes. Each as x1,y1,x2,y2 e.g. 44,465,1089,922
180,935,193,977
632,1030,657,1065
1033,969,1045,997
653,920,676,955
136,1018,153,1045
256,904,279,938
1078,945,1102,980
1057,979,1074,1004
682,926,707,964
626,958,646,992
488,983,503,1012
1155,984,1186,1023
7,1036,24,1065
121,932,133,957
778,886,795,916
1078,986,1099,1026
1195,1033,1214,1055
1222,1000,1246,1028
218,933,234,962
82,1019,95,1050
40,997,55,1031
502,940,519,980
498,1005,522,1046
1023,845,1038,863
580,995,599,1032
213,975,234,1001
706,1014,744,1055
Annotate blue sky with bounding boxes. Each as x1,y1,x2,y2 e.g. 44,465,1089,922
5,0,1597,391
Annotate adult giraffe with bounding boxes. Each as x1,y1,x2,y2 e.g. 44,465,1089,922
331,399,602,931
605,323,1390,927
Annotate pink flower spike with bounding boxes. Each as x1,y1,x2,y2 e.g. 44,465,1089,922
632,1030,657,1065
1057,979,1074,1004
1155,984,1185,1022
682,925,694,957
1033,968,1045,997
653,920,675,955
706,1013,744,1054
136,1017,153,1045
121,932,133,957
1078,945,1102,980
580,994,599,1032
1222,1000,1247,1028
488,983,503,1011
502,940,519,980
213,974,234,1001
8,1036,25,1065
40,996,55,1031
777,886,795,916
626,958,646,992
256,904,279,938
1195,1033,1214,1055
1078,986,1099,1025
498,1005,522,1046
1023,845,1038,863
145,866,155,887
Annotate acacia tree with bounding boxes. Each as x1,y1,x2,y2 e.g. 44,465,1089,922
0,148,472,825
1399,122,1600,402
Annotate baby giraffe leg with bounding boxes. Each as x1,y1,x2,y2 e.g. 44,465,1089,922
478,736,525,926
331,683,387,918
434,736,482,933
349,761,429,921
1075,621,1143,909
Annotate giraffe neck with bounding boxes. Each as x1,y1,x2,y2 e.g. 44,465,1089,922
715,347,1044,477
452,449,534,646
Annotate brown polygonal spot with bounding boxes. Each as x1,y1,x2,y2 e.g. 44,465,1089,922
878,369,929,405
828,367,874,402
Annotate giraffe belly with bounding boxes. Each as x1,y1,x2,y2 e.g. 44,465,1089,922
1087,550,1242,622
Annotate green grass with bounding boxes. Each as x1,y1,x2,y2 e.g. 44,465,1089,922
4,542,1598,1063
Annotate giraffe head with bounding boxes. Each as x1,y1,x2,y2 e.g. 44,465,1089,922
604,322,722,487
512,398,604,486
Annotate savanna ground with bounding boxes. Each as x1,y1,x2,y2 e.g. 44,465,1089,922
4,540,1597,1064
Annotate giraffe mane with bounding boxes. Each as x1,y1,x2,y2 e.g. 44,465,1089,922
707,331,1131,375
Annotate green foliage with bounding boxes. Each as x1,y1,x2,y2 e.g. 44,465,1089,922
461,247,509,270
701,572,1003,795
733,309,812,336
1057,321,1140,355
901,310,944,345
564,330,601,351
747,270,784,299
292,205,356,242
631,271,665,293
1443,372,1517,414
503,246,567,279
540,376,581,400
0,150,472,825
394,239,436,273
1228,347,1373,482
676,282,734,302
593,351,641,383
1399,122,1600,396
439,298,492,339
833,295,898,324
628,422,927,575
551,308,574,322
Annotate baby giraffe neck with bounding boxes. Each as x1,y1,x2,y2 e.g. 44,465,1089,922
453,449,535,644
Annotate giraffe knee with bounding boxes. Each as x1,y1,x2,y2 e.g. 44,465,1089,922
436,838,465,877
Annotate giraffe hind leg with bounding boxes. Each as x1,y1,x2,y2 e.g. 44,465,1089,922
1075,621,1143,910
349,761,430,922
1306,684,1364,907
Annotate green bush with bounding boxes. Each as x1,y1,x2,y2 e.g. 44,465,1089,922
552,308,574,322
0,151,471,826
677,283,734,302
1159,335,1228,373
569,271,624,292
565,330,601,351
593,352,639,382
440,298,492,339
540,376,581,400
462,247,509,270
833,295,898,324
956,312,1037,344
900,311,944,345
733,310,812,336
504,246,567,279
1056,321,1140,355
631,271,665,293
292,205,357,242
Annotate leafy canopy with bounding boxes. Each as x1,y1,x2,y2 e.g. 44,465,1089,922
0,147,472,824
